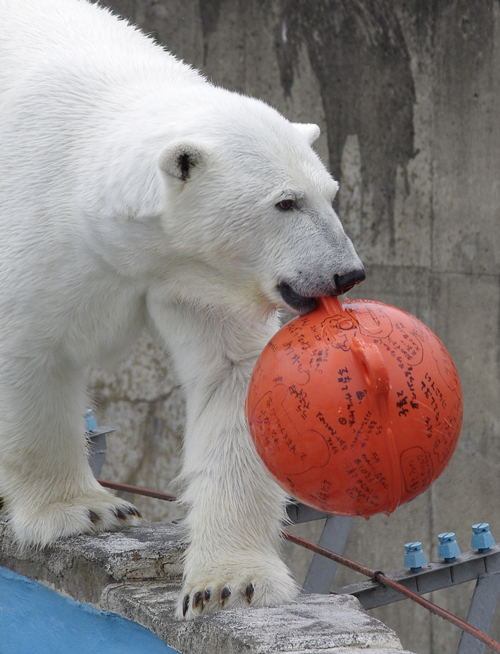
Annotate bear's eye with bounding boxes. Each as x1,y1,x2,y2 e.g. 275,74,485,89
276,199,295,211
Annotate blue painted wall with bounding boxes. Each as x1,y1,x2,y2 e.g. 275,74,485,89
0,566,181,654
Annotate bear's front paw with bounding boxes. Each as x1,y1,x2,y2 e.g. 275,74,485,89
176,558,297,619
9,488,143,547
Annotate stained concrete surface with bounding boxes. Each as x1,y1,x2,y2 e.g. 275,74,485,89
0,516,414,654
0,517,185,604
86,2,500,652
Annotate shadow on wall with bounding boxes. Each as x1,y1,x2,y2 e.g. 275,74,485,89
106,0,415,255
273,0,415,251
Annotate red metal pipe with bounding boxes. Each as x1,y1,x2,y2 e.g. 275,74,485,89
97,478,177,502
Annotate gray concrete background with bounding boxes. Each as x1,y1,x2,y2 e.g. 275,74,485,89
88,2,500,652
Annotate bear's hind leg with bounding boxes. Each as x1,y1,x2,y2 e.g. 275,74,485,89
0,357,141,547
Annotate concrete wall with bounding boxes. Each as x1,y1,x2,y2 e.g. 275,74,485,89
89,2,500,652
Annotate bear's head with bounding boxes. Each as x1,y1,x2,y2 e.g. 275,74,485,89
157,91,364,315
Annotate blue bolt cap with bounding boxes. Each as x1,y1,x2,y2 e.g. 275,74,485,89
438,532,461,562
404,542,427,571
471,523,495,552
84,408,99,433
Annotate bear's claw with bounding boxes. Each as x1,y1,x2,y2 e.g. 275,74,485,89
8,488,144,547
182,586,236,617
88,510,101,523
87,506,142,525
220,586,231,605
176,560,297,619
87,505,142,526
192,591,202,610
179,581,264,618
179,581,259,618
244,582,254,603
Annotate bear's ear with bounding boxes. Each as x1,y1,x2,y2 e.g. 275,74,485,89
293,123,321,145
158,141,206,181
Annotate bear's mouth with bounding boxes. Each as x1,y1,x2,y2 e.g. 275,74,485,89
277,282,318,315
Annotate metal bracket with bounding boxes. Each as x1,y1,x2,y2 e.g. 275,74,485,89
288,505,500,654
332,547,500,654
332,545,500,608
302,515,355,593
286,504,354,594
86,427,114,477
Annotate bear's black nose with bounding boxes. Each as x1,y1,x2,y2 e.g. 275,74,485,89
334,269,366,295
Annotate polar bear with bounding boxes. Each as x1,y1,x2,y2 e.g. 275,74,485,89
0,0,364,618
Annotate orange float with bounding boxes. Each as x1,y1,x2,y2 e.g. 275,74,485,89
246,297,463,517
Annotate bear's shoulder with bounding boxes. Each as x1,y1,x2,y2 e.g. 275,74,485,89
0,0,203,92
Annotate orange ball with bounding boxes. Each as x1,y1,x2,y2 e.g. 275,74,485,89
246,297,463,517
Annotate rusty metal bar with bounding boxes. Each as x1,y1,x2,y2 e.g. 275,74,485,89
97,478,177,502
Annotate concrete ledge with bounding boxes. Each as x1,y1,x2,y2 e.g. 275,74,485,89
0,516,415,653
103,582,413,653
0,517,185,604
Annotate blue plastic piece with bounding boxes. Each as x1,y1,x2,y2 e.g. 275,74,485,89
84,408,98,432
0,566,180,654
438,532,461,562
404,541,427,572
471,522,496,553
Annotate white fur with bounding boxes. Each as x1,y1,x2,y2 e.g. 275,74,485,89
0,0,363,618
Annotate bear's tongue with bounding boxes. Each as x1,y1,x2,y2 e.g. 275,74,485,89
277,282,318,315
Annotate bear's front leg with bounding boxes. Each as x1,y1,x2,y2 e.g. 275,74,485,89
0,357,142,547
178,391,297,618
148,298,297,619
